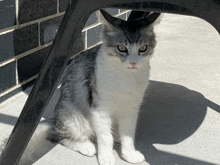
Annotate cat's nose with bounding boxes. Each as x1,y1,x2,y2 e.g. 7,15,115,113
130,62,138,67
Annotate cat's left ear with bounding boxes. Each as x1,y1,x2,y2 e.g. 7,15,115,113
100,9,124,30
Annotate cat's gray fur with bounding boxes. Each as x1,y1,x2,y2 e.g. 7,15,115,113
0,10,161,165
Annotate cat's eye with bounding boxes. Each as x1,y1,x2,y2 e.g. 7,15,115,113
139,45,148,53
117,45,128,53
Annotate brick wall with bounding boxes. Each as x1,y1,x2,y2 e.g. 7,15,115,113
0,0,130,102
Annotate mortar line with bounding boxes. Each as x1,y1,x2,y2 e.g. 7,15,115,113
15,42,53,60
15,60,19,85
0,12,65,34
15,0,19,25
0,74,38,98
0,85,20,98
0,58,16,67
85,30,88,49
57,0,59,13
38,22,41,46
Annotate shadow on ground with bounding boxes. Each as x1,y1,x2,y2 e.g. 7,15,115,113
134,80,219,165
0,80,220,164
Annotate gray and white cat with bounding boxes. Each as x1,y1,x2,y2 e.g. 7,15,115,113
0,10,160,165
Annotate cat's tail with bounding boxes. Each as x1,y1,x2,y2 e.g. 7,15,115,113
0,121,55,165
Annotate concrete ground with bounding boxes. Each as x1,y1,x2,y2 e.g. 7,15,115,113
0,13,220,165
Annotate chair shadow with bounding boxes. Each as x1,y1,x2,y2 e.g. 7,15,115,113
116,80,219,165
0,88,60,164
1,80,220,164
137,80,207,145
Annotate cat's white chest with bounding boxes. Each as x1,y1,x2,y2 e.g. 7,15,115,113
96,50,150,112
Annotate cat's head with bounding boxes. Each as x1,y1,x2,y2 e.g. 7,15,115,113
100,10,161,70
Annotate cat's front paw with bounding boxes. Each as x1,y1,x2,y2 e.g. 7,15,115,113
62,140,97,157
98,152,115,165
122,150,145,164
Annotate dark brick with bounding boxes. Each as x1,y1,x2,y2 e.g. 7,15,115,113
87,25,102,48
14,24,38,55
0,0,16,29
0,32,14,62
18,0,57,24
0,62,16,93
17,46,51,83
40,16,63,45
59,0,69,12
85,11,98,27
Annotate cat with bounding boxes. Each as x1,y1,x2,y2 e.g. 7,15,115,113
0,10,160,165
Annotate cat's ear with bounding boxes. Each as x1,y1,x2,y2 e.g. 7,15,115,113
100,9,123,30
138,12,162,27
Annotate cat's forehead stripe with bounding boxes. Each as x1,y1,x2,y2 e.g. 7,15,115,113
124,29,141,44
140,39,143,45
135,35,140,43
125,40,128,46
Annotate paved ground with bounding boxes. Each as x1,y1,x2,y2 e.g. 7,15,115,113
0,13,220,165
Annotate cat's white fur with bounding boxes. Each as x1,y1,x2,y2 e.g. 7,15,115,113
91,47,151,164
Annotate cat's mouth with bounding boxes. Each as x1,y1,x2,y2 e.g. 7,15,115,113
127,67,138,69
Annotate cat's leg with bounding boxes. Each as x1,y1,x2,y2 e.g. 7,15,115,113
118,110,145,164
48,105,97,157
58,119,97,157
91,110,115,165
49,125,97,157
